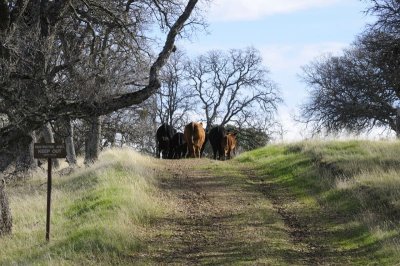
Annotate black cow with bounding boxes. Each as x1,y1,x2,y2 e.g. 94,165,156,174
170,132,187,159
156,123,176,159
208,125,226,160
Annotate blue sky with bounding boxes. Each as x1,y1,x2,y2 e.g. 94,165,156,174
179,0,376,141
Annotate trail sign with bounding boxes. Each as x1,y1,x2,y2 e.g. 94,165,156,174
34,143,66,158
34,143,66,241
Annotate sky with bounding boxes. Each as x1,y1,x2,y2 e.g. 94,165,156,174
178,0,377,141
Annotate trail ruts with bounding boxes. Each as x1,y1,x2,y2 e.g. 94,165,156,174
147,159,272,265
243,168,328,265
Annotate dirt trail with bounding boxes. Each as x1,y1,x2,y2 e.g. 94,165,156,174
143,159,321,265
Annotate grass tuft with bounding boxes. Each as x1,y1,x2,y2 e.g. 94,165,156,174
0,148,163,265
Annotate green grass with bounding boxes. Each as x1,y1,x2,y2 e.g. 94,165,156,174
0,148,164,265
236,140,400,265
2,141,400,265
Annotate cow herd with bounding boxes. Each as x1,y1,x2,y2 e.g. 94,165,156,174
156,122,237,160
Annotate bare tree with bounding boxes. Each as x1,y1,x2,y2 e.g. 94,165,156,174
365,0,400,35
299,29,400,136
297,0,400,136
101,99,158,155
0,0,201,173
157,49,194,130
186,47,281,132
122,101,159,155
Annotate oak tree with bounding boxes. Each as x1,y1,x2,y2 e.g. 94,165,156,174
186,47,281,132
0,0,201,173
300,0,400,136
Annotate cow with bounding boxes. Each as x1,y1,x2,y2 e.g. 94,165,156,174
208,125,226,160
156,123,176,159
184,122,206,158
222,132,237,160
170,132,187,159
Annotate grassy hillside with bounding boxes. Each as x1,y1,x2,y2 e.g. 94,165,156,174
0,149,165,265
1,141,400,265
237,140,400,265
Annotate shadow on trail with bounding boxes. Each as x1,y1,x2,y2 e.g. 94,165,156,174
146,159,320,265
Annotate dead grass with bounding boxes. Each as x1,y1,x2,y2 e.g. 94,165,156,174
0,148,165,265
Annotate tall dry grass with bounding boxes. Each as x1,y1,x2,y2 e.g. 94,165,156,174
295,140,400,258
0,148,164,265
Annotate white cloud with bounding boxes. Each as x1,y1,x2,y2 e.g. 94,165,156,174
259,42,347,72
205,0,344,22
180,41,348,71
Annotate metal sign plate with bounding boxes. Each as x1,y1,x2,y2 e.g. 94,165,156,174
34,143,66,158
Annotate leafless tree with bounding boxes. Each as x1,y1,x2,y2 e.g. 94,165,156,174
226,125,270,151
157,49,194,131
186,47,281,132
299,30,400,136
365,0,400,35
297,0,400,136
0,0,202,173
101,98,158,155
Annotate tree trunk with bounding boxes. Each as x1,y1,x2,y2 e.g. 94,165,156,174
15,131,37,173
85,116,102,165
0,179,12,236
110,132,116,147
396,108,400,138
0,133,33,176
64,117,77,166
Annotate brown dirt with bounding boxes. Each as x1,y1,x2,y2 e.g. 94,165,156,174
139,158,324,265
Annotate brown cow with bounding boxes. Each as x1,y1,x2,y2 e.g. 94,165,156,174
184,122,206,158
221,132,237,160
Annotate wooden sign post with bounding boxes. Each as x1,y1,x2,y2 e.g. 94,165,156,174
34,143,66,241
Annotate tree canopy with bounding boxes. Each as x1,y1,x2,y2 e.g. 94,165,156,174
186,47,281,132
300,0,400,136
0,0,201,172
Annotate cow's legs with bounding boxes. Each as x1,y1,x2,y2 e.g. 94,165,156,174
157,145,161,159
187,145,194,158
193,146,200,158
218,147,224,160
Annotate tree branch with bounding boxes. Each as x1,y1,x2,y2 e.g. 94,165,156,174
0,0,199,152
